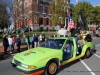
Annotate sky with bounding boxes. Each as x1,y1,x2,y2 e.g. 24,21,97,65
70,0,100,6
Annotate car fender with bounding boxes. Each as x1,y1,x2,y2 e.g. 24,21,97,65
81,44,90,55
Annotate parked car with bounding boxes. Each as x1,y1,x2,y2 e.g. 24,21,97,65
11,36,94,75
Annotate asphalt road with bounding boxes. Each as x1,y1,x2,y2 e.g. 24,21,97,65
0,38,100,75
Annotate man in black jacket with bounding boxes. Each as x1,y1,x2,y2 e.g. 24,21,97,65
16,35,21,53
42,32,45,42
70,27,79,54
3,33,9,55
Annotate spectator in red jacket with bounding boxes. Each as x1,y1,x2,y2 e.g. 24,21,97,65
13,37,16,50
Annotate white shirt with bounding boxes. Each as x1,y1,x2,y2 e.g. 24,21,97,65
8,38,13,45
39,35,42,41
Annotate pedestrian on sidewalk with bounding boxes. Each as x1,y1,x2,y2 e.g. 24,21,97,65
8,35,13,54
2,33,9,55
34,34,38,48
42,31,45,43
39,34,42,45
25,33,31,50
32,34,35,48
16,35,21,53
12,37,16,51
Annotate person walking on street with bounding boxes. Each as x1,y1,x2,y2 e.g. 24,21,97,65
34,34,38,48
16,35,21,53
32,34,35,48
25,33,31,50
42,32,45,43
39,34,42,45
3,33,9,56
8,35,13,54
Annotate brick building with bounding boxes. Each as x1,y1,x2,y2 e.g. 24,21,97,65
13,0,70,30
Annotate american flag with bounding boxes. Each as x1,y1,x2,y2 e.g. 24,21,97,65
67,16,75,31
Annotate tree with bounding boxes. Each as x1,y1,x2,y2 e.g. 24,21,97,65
91,6,100,25
0,0,14,31
72,2,93,28
0,4,11,30
51,0,69,26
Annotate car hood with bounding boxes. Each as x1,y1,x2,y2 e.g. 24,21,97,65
13,47,60,64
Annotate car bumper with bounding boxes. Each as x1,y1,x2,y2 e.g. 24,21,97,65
11,63,44,75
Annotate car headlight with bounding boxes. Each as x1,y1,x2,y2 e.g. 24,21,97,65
21,64,28,68
21,64,36,69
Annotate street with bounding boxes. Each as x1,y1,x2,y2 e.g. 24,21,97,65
0,38,100,75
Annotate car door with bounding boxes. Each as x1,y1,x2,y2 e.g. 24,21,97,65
62,38,74,60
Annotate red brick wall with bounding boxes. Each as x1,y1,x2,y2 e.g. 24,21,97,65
28,4,33,12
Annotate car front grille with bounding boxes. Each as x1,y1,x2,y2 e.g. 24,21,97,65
14,59,21,66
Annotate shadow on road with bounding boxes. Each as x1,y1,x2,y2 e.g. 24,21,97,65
0,48,27,61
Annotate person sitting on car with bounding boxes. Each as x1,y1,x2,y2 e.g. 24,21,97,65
63,40,72,59
84,34,93,42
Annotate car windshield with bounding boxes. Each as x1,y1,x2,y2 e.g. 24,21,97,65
40,39,65,49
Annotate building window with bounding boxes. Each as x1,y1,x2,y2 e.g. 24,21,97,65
45,7,48,14
39,18,43,25
45,2,49,6
39,6,43,13
46,18,49,25
39,1,43,5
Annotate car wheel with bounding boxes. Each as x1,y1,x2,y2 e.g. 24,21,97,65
44,61,58,75
84,49,91,58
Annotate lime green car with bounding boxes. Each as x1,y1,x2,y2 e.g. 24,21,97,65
11,37,94,75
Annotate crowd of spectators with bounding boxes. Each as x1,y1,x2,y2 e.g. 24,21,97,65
2,32,45,57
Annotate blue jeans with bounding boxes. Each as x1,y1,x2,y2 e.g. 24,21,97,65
63,49,71,59
34,42,38,48
9,45,13,52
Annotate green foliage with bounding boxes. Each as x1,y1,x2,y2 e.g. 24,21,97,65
51,0,68,26
91,6,100,24
0,4,11,29
72,1,100,25
72,2,93,24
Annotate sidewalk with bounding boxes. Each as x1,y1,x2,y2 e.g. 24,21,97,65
0,45,27,59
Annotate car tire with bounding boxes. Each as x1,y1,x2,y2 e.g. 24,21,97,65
44,61,58,75
84,49,91,58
